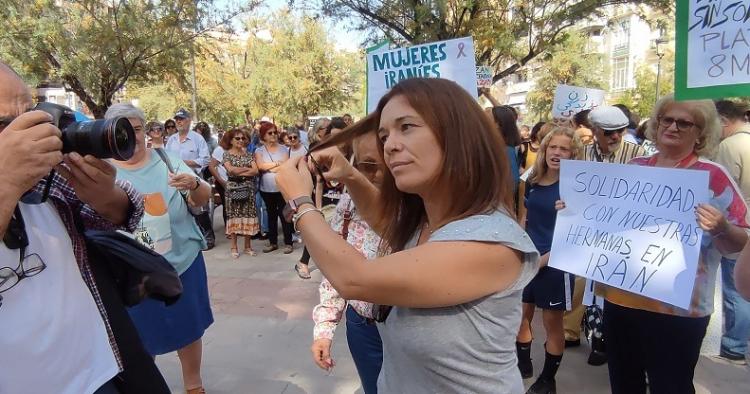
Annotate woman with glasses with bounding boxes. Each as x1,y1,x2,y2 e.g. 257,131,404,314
288,129,307,159
147,121,166,148
106,104,214,394
221,128,260,258
311,132,385,393
275,78,539,393
255,121,294,254
164,119,177,136
558,95,749,394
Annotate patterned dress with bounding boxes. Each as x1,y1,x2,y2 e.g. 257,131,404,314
223,151,260,236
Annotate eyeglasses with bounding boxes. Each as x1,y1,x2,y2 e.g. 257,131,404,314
354,161,379,176
150,128,164,133
267,131,278,136
0,206,47,308
233,137,247,141
166,125,176,129
289,136,299,141
658,116,698,132
602,129,623,137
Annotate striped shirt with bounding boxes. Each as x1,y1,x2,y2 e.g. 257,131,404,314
582,139,645,164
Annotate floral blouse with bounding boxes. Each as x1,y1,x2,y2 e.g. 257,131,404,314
312,193,381,340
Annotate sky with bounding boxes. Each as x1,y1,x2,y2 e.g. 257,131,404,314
221,0,368,52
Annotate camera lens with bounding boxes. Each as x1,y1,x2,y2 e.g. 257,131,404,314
61,118,135,160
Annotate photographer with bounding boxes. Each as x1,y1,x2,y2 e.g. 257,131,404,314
0,62,167,393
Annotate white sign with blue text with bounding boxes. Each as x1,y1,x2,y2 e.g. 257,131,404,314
549,160,709,309
366,37,477,113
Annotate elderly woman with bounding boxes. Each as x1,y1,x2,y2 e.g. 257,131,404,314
146,121,166,148
105,104,214,394
288,128,307,159
255,121,294,253
560,95,749,394
221,127,260,257
276,78,539,393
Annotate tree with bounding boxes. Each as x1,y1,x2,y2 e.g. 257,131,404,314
616,50,674,119
127,10,366,126
298,0,672,86
525,32,608,120
0,0,256,118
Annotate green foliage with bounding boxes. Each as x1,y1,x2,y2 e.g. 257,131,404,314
616,51,674,119
525,32,608,120
127,10,365,127
0,0,255,118
302,0,673,83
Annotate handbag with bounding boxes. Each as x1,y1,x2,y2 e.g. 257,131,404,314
227,184,252,201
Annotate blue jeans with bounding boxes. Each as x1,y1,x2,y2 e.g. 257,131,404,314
721,257,750,357
255,191,268,233
346,306,383,394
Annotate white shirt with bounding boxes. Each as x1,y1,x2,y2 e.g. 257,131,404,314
299,130,310,148
211,146,228,182
165,131,210,172
255,145,289,192
289,145,307,159
0,202,119,394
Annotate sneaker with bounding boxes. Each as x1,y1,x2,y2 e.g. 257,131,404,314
263,244,278,253
283,245,294,254
526,377,556,394
518,361,533,379
715,351,748,365
587,350,608,366
564,338,580,348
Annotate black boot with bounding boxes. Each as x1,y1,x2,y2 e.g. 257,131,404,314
516,341,533,379
527,351,561,394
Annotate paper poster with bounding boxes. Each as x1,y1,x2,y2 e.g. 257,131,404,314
366,37,478,112
477,66,493,88
548,160,710,309
552,85,606,118
675,0,750,100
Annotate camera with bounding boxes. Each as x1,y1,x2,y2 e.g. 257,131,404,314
35,102,136,160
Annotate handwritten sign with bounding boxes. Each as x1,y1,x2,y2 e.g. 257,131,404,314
366,37,478,113
549,160,709,309
552,85,605,118
476,66,493,88
675,0,750,100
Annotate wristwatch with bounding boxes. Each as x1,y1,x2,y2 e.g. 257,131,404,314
191,176,201,191
283,196,314,223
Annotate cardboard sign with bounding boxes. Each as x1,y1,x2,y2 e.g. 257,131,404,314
549,160,710,309
675,0,750,100
476,66,493,88
552,85,605,118
366,37,478,112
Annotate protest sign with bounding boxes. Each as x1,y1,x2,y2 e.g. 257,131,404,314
476,66,493,88
549,160,709,309
675,0,750,100
552,85,605,118
366,37,477,113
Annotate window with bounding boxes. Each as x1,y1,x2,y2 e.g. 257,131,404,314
612,56,629,91
612,19,631,52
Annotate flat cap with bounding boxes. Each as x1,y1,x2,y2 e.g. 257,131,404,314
588,106,629,131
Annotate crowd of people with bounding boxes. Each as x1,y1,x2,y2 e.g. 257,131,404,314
2,53,750,394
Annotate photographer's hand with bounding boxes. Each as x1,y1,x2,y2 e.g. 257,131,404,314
0,110,62,238
56,152,129,225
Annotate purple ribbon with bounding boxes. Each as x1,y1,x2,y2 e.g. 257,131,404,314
457,42,467,58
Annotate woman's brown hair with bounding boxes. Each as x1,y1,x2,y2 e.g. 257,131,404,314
220,127,250,150
313,78,513,253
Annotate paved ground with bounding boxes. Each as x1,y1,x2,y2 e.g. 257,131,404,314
155,219,749,393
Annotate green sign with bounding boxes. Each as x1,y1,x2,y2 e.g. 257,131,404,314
675,0,750,100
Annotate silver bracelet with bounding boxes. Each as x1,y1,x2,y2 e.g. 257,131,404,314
293,207,323,231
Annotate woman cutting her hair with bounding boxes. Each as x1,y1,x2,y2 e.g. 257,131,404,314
275,78,539,393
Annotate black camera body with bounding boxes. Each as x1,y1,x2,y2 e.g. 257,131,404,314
35,102,136,160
